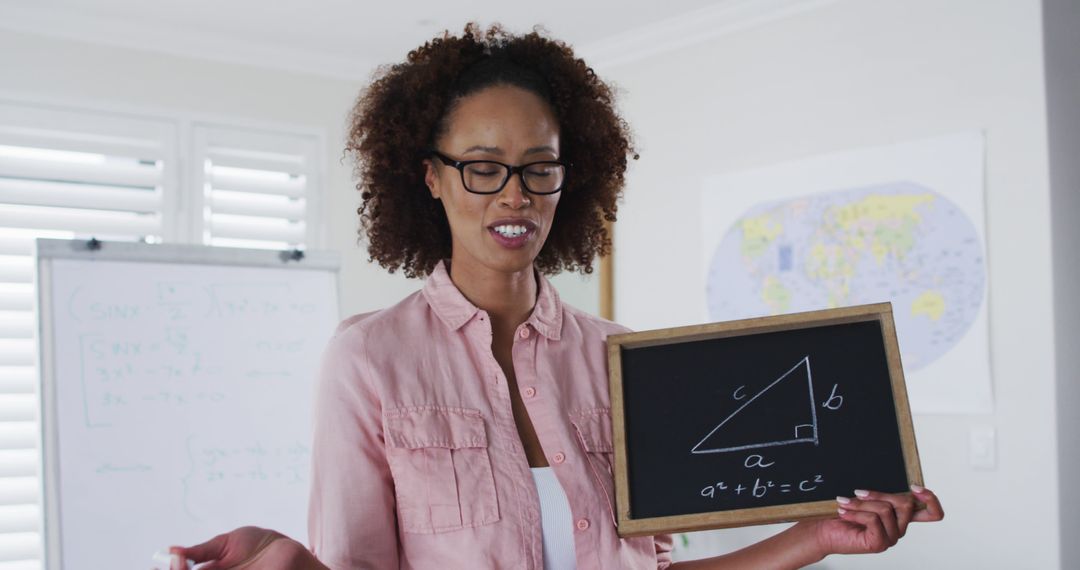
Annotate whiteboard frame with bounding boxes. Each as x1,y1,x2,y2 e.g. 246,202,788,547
34,238,340,570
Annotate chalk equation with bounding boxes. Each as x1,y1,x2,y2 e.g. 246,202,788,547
697,448,829,502
699,474,825,501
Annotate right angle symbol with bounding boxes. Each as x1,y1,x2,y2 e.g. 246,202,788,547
691,356,819,454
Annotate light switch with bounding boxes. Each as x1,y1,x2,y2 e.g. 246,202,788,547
970,425,996,470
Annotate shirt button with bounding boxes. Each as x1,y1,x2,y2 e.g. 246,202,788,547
552,452,565,464
523,387,536,398
576,518,590,531
519,327,530,339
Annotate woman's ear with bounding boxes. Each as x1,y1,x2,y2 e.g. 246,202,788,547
423,159,441,200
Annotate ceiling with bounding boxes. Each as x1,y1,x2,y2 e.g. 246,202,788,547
0,0,832,79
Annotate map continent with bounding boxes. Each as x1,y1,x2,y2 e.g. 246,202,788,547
706,182,985,370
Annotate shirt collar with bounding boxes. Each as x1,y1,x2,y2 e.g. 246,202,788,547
422,260,563,341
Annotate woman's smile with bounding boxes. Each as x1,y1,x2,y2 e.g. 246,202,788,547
488,217,538,249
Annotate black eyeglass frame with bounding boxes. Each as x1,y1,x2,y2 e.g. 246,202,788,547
429,150,568,195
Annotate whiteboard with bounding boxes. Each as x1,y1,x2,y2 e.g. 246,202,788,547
35,239,340,569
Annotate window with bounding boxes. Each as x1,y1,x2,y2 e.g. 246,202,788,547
192,125,320,250
0,101,322,569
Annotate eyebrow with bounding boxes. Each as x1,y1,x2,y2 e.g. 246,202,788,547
461,145,558,156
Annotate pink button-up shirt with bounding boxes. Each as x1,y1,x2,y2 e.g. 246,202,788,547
308,262,673,569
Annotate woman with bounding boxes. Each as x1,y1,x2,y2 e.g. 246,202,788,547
173,24,943,570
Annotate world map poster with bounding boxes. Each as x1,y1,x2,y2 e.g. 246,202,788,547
701,132,991,413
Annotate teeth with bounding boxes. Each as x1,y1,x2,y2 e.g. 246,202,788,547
493,224,528,237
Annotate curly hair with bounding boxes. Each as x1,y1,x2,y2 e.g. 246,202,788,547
346,23,636,278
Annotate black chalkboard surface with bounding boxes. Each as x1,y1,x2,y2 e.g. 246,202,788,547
607,303,922,536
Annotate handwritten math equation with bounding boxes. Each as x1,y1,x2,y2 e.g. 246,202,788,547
69,280,318,427
181,437,313,522
700,474,825,500
192,440,310,486
698,450,828,502
71,281,317,322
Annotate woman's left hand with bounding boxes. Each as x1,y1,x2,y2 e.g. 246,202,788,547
801,485,944,557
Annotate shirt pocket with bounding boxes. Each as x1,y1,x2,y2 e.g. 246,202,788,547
384,406,500,534
569,407,617,525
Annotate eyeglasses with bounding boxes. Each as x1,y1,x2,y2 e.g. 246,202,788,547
430,150,567,195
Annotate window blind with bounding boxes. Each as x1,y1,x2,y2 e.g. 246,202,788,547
193,125,319,250
0,102,175,570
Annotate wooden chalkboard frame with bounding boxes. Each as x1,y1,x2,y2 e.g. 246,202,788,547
607,303,922,537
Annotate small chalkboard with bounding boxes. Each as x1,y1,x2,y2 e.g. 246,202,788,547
607,303,922,536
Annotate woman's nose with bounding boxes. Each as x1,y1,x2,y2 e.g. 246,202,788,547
497,174,531,208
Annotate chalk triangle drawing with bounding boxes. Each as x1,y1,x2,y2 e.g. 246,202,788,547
690,356,819,454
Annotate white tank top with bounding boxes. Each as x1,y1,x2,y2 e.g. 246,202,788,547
530,467,578,570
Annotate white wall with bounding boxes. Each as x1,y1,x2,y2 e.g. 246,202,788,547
602,0,1058,567
1045,0,1080,567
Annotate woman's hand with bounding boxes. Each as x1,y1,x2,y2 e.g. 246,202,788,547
667,486,943,569
804,485,944,557
170,526,328,570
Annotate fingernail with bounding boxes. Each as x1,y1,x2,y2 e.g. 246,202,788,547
836,496,851,504
854,489,870,498
838,508,847,515
170,554,185,570
910,484,925,493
